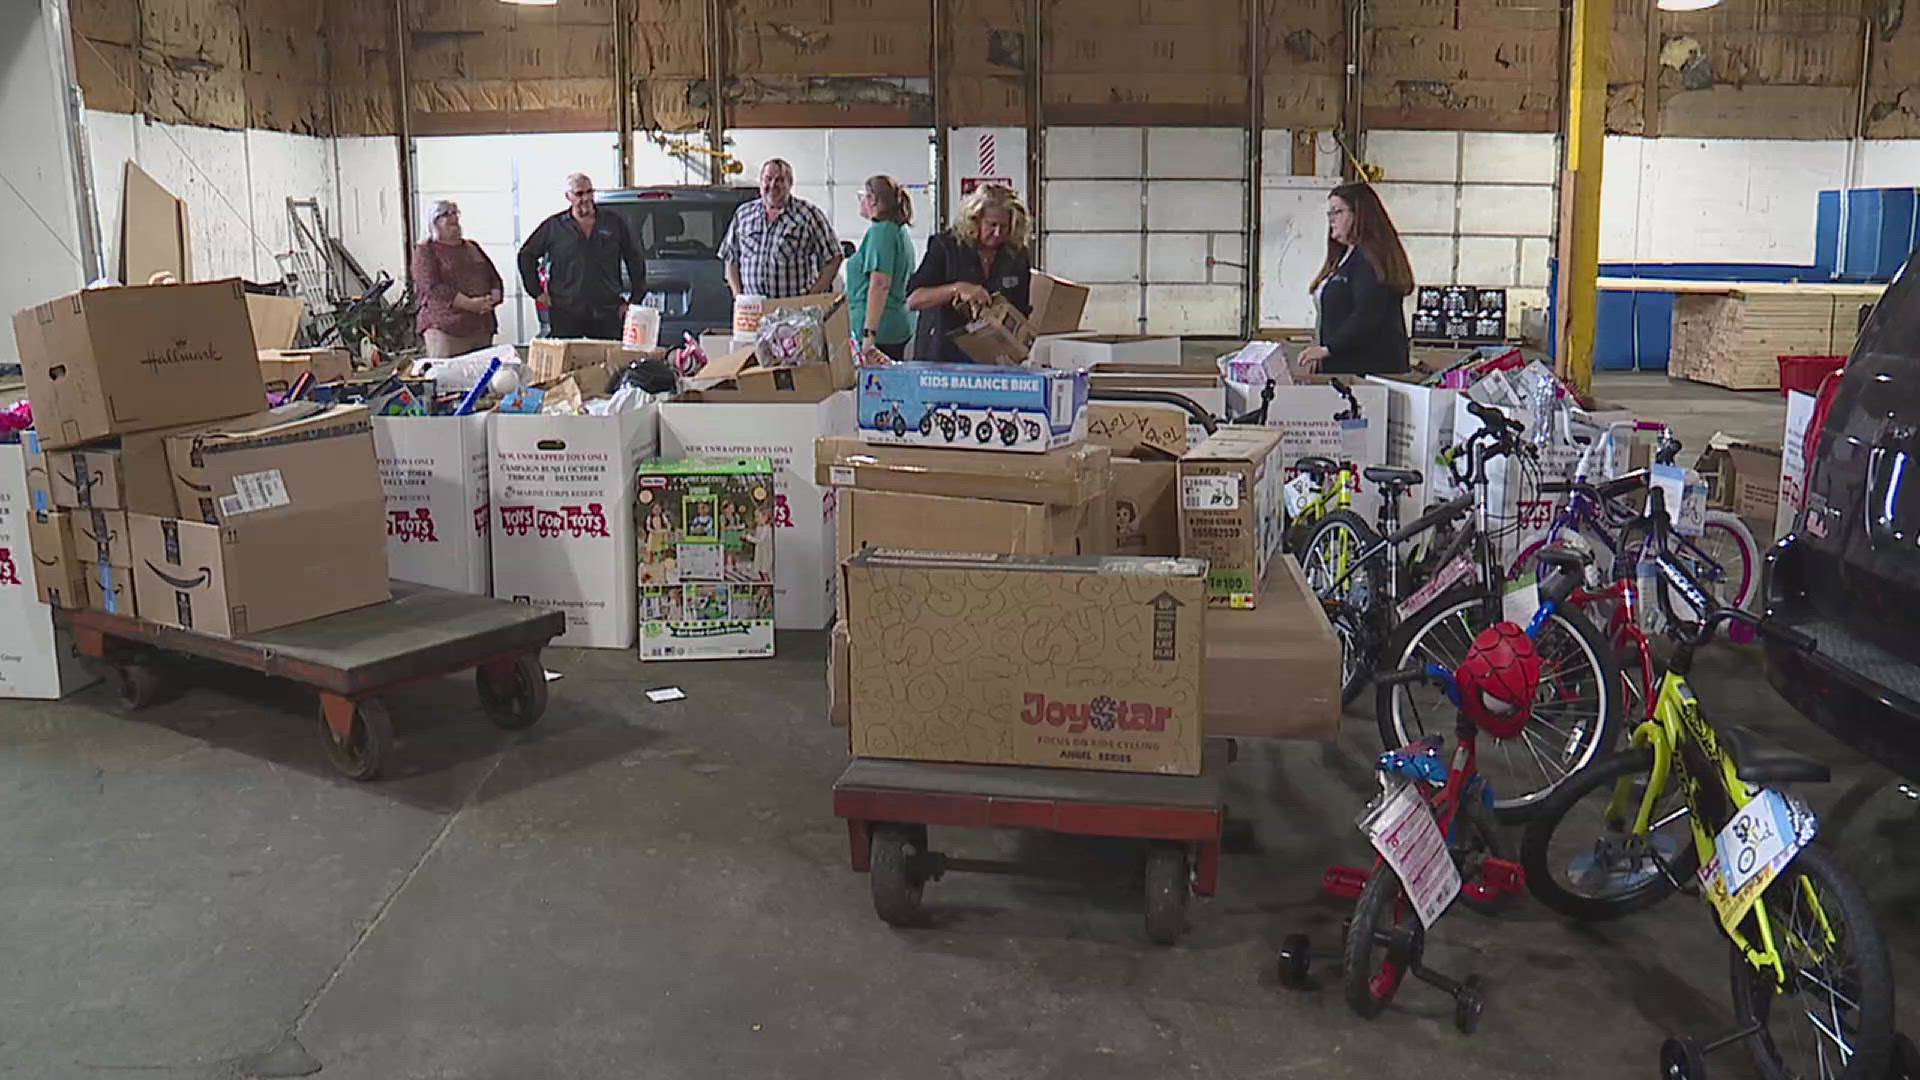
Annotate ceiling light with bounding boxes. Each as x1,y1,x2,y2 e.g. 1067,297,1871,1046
1657,0,1722,10
499,0,559,5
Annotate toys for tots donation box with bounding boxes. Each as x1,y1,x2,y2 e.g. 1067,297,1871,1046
637,456,776,660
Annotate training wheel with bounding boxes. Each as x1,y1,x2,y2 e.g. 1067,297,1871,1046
1277,933,1313,989
1143,841,1189,946
1658,1037,1707,1080
1453,974,1486,1036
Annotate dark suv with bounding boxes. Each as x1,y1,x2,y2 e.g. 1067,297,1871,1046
594,185,757,348
1764,264,1920,781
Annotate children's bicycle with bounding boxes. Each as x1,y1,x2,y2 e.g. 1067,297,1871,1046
1519,491,1895,1080
1509,412,1760,620
1276,590,1579,1029
1281,378,1367,555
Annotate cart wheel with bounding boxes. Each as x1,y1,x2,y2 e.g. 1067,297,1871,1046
1144,841,1189,945
1277,932,1313,989
476,654,548,730
105,661,165,709
319,699,394,782
1658,1037,1707,1080
1453,974,1486,1035
869,825,926,927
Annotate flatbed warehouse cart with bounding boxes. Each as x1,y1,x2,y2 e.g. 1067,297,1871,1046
58,582,566,781
833,739,1232,944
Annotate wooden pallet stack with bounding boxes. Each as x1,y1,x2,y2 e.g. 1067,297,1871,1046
1668,283,1885,391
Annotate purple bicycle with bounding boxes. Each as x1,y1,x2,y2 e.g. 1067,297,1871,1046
1506,414,1759,623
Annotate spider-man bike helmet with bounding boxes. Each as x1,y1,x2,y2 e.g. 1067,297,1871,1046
1454,622,1542,740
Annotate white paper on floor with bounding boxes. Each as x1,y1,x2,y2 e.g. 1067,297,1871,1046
646,687,686,703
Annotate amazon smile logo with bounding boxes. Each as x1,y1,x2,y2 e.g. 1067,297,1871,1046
144,562,212,590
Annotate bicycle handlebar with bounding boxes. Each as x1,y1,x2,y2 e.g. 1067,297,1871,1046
1685,607,1817,654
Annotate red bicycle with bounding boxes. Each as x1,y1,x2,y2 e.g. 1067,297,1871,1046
1275,563,1586,1029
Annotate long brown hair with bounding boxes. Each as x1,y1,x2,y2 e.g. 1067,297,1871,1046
864,174,913,225
1310,182,1414,296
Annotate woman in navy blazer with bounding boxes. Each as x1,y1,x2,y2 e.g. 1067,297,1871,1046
1299,183,1414,375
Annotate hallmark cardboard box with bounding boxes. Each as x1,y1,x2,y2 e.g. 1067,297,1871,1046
636,456,777,661
856,363,1087,453
527,339,626,384
14,279,266,449
815,437,1111,507
1180,425,1285,608
0,445,96,697
373,414,491,594
490,401,659,648
661,392,853,630
843,550,1207,775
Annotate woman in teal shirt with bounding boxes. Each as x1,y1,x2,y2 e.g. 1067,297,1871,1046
849,175,916,361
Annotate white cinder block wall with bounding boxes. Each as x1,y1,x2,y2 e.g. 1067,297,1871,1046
84,111,342,287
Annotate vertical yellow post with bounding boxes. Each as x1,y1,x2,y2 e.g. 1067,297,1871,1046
1557,0,1610,398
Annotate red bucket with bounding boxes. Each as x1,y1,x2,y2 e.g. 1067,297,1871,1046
1777,355,1845,398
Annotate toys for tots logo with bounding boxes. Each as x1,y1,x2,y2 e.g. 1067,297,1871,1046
387,508,440,543
0,547,18,587
1021,692,1171,735
498,503,610,539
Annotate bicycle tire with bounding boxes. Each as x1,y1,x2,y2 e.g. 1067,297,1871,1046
1299,509,1384,704
1729,843,1894,1080
1342,864,1414,1020
1377,585,1622,822
1519,746,1699,921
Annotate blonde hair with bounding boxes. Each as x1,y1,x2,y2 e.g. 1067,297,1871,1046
954,183,1029,251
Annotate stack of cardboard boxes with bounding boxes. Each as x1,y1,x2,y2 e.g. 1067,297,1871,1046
12,280,391,638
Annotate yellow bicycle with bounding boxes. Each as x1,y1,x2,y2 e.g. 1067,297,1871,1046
1281,377,1366,555
1519,495,1894,1080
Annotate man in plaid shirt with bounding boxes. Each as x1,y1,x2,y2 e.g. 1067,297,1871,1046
720,158,842,299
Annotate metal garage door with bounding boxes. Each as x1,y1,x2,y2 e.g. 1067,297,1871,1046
1039,127,1248,336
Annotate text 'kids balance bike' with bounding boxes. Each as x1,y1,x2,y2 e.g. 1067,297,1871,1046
1276,566,1587,1030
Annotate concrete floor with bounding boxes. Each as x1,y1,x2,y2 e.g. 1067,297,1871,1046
3,372,1917,1080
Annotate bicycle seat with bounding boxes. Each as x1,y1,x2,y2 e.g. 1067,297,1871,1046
1294,456,1340,478
1717,724,1831,786
1362,465,1423,489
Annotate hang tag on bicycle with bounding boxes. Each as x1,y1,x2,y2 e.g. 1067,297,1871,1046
1648,464,1707,537
1284,473,1319,518
1502,576,1540,626
1695,788,1819,933
1358,780,1460,928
